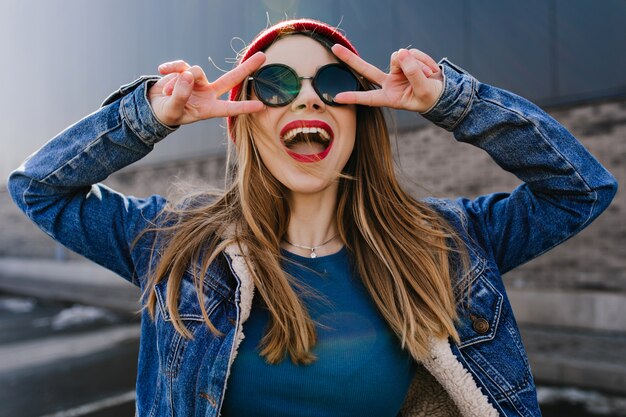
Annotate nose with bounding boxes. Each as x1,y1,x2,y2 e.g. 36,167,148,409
290,78,325,112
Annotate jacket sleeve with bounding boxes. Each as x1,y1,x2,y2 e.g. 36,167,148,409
7,76,176,286
421,59,618,275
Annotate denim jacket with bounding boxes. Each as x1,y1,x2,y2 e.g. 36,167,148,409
8,58,617,417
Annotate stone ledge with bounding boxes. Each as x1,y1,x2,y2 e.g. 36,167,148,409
521,325,626,395
509,288,626,333
0,258,140,313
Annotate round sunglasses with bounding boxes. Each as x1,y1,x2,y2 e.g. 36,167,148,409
247,63,363,107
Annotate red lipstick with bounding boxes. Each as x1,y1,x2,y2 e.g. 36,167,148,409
279,120,334,163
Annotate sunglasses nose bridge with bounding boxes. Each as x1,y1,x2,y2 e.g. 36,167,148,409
291,75,324,110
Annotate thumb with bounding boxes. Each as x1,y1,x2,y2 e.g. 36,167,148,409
164,71,194,118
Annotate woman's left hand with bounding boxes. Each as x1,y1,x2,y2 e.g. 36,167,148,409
331,44,444,113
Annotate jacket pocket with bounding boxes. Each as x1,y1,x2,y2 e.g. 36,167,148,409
456,266,535,408
456,272,503,347
151,273,228,416
154,274,226,379
155,273,225,323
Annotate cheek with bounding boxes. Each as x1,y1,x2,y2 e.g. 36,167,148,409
249,129,286,177
341,110,358,152
249,116,278,153
253,136,279,170
253,107,282,131
343,136,357,164
343,105,357,131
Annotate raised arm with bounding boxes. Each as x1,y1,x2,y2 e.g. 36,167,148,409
422,58,617,273
7,53,268,286
332,45,618,274
8,78,174,286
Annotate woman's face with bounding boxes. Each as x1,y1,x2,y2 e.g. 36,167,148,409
249,35,357,196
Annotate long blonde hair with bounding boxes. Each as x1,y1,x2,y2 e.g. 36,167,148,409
141,32,471,365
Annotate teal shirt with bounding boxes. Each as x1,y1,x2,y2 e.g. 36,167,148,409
221,246,417,416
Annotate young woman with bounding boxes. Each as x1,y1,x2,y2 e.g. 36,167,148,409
8,18,617,417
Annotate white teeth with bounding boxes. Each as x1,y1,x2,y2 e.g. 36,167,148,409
282,127,331,141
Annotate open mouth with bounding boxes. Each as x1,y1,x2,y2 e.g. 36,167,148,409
283,128,331,153
279,121,334,163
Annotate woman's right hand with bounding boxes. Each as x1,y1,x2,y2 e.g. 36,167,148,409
147,52,267,127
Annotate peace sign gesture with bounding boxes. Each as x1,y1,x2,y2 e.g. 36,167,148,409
331,44,444,113
147,52,267,127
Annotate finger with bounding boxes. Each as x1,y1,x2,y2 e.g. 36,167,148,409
397,49,427,87
151,72,177,89
158,60,191,74
212,99,266,117
164,76,178,96
164,71,194,117
160,73,179,96
212,52,266,96
391,49,433,77
187,65,210,87
408,48,440,73
405,50,435,76
334,89,389,107
331,44,387,85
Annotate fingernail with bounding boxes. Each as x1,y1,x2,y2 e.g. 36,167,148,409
179,72,192,85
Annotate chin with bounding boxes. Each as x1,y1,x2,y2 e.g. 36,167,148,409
278,168,337,195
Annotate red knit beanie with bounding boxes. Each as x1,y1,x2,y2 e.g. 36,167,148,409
227,18,359,142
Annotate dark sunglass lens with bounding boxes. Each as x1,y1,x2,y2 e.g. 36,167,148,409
316,65,359,104
254,65,299,106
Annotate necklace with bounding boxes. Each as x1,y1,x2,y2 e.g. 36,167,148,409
283,234,337,259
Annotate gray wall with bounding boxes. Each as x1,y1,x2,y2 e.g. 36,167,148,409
2,0,625,185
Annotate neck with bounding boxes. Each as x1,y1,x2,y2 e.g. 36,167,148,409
282,186,343,257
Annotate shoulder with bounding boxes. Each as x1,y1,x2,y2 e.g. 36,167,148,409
420,196,491,267
421,196,470,232
153,191,220,225
178,192,219,211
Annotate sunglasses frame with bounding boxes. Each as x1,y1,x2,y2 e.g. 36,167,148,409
247,63,365,107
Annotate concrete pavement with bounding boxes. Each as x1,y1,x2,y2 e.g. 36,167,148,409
0,291,139,417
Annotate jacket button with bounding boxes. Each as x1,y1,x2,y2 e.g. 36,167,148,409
472,317,490,334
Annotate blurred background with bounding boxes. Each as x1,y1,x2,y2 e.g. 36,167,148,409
0,0,624,416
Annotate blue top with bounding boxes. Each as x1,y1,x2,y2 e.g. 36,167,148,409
221,246,417,416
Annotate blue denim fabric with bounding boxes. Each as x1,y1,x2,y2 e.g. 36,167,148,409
8,58,617,417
